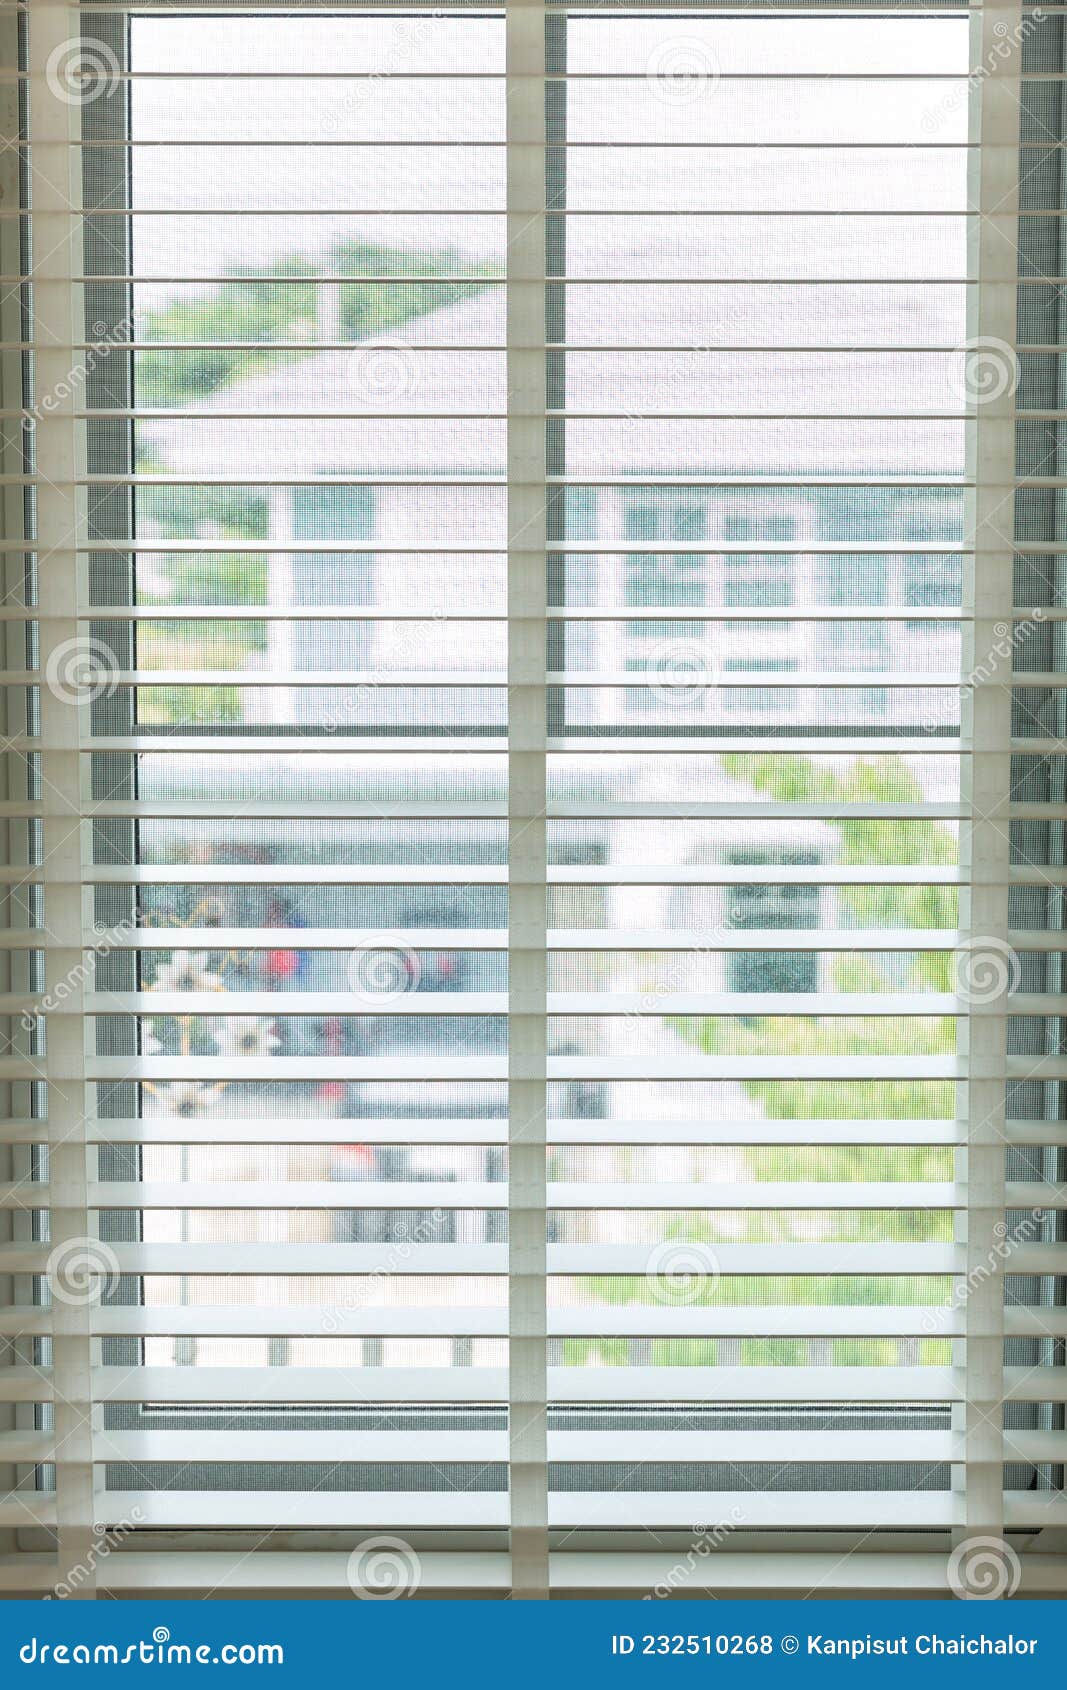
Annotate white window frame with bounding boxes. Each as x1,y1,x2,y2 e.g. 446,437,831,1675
2,0,1065,1602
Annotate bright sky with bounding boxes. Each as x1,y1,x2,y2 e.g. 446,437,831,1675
130,12,972,279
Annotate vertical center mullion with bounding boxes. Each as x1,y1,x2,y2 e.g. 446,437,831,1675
507,0,550,1603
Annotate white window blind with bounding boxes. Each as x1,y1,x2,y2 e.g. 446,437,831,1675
1,0,1065,1601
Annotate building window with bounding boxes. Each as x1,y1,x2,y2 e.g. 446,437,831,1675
6,0,1062,1604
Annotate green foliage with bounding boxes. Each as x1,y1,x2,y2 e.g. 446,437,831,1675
564,1275,953,1309
136,240,499,409
706,751,960,1135
133,239,496,702
144,553,269,609
601,1207,950,1245
555,1337,952,1367
137,488,271,549
569,745,966,1358
138,684,243,729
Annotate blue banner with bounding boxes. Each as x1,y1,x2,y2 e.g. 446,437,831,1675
1,1600,1065,1687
